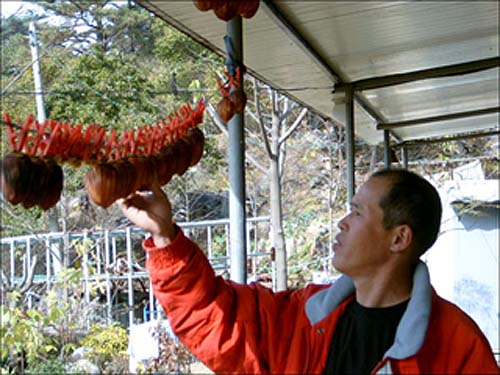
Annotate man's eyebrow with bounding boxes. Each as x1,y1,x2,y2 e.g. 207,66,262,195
350,201,361,209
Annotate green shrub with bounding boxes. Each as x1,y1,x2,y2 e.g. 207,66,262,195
80,323,128,370
25,357,66,374
0,292,58,373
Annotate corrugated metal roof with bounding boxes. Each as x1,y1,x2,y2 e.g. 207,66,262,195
137,0,499,146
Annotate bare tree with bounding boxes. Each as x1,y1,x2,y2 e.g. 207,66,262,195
208,77,308,290
1,254,38,307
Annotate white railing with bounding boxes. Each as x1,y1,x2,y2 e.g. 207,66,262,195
0,216,271,328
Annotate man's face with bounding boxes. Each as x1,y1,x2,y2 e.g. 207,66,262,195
332,177,395,277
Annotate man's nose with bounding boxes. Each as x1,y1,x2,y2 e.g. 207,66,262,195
337,215,348,231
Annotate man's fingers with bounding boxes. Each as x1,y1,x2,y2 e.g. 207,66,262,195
121,193,149,210
151,179,166,199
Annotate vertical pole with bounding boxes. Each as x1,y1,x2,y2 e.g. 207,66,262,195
26,239,32,308
29,22,61,272
149,279,155,321
126,227,134,327
29,22,46,123
96,242,101,275
9,240,15,285
207,226,213,259
369,145,377,173
227,16,247,284
246,222,252,276
112,237,117,264
45,237,51,290
383,130,391,168
82,233,90,307
104,231,112,323
345,85,355,204
401,146,408,169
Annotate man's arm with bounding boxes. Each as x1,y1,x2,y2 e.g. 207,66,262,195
144,228,277,373
118,182,303,373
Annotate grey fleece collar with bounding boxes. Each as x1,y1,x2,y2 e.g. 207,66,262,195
305,261,432,360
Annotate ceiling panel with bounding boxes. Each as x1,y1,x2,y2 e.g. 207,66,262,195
395,113,498,141
138,1,499,146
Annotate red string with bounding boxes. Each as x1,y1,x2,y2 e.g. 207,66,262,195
2,100,205,164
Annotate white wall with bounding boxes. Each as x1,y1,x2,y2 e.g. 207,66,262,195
424,179,499,352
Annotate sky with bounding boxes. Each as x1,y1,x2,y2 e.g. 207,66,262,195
0,1,45,18
1,1,128,19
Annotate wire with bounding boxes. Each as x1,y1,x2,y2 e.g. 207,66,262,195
1,88,218,97
50,57,159,123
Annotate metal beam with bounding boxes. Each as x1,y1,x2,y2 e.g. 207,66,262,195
378,106,500,130
394,129,500,147
353,91,387,125
262,1,390,128
262,0,341,84
336,57,500,91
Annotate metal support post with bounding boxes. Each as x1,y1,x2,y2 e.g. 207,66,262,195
26,239,32,308
345,85,355,204
104,231,112,323
383,130,391,168
401,146,408,169
29,21,61,271
29,22,46,123
126,227,134,326
227,16,247,284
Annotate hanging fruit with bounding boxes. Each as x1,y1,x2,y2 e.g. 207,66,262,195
193,0,214,11
155,150,176,186
2,100,207,210
229,88,247,114
240,0,259,19
129,155,157,192
0,153,63,210
38,159,63,210
21,156,49,209
193,0,260,21
213,1,239,21
84,163,119,208
0,152,33,205
216,66,246,121
217,96,235,122
185,127,205,166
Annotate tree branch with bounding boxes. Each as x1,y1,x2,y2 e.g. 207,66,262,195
253,77,273,159
278,101,298,123
19,255,38,294
0,200,42,234
206,100,228,135
1,268,11,290
206,100,268,174
279,107,308,146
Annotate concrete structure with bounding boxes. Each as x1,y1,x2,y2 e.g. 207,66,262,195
424,162,499,353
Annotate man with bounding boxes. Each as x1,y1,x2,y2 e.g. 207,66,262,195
119,169,498,374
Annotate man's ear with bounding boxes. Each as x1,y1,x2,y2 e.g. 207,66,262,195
390,224,413,253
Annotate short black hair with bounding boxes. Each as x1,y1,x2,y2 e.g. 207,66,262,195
372,168,442,256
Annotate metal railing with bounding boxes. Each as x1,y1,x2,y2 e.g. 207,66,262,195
0,216,271,328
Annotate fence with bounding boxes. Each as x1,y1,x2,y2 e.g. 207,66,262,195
0,216,271,329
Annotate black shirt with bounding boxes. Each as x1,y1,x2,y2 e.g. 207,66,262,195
323,298,409,375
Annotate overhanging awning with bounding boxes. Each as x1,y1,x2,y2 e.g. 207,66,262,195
137,1,499,145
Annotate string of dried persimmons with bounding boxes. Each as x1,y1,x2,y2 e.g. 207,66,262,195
193,1,257,121
1,1,261,211
0,100,206,210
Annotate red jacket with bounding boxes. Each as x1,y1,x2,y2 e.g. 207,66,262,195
144,229,499,374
